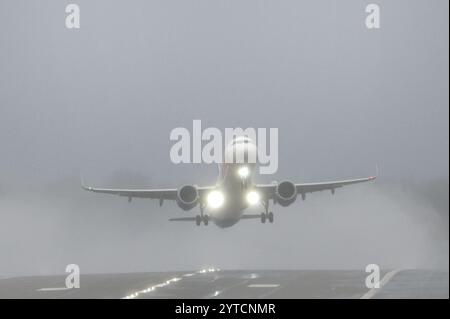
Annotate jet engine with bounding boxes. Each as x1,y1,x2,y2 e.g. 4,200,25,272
176,185,199,211
275,181,297,206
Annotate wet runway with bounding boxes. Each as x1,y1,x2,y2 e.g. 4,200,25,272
0,269,447,299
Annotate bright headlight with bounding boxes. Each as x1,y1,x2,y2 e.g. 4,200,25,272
246,191,260,205
207,190,224,208
238,166,249,178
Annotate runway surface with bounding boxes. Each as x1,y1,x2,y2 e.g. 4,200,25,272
0,269,447,299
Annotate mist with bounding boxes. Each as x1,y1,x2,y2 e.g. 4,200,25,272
0,0,448,277
0,177,448,277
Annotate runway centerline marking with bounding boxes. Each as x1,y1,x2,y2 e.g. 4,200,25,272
122,267,220,299
360,269,403,299
248,284,280,288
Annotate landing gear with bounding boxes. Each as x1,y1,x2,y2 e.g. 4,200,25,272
261,201,274,224
261,211,274,223
195,203,209,226
195,214,209,226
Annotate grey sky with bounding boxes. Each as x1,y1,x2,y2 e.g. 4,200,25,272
0,0,448,186
0,1,448,277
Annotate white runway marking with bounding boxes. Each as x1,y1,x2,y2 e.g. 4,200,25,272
37,287,71,292
360,269,403,299
122,267,220,299
248,284,280,288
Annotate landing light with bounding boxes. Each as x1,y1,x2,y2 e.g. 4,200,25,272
246,191,260,205
238,166,250,178
207,191,224,208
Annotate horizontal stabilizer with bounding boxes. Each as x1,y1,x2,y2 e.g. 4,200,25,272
240,214,262,220
169,217,197,222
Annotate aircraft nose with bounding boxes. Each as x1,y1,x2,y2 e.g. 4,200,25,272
230,142,258,164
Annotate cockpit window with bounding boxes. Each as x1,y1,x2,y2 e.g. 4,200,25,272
231,137,252,146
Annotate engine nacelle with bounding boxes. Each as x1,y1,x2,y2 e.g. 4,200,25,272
176,185,199,211
275,181,297,206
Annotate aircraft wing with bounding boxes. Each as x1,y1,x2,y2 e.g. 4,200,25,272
82,180,212,201
255,175,376,199
82,184,178,200
295,175,376,194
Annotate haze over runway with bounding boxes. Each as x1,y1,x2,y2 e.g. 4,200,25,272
0,0,448,293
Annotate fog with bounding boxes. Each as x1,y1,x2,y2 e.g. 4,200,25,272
0,0,448,276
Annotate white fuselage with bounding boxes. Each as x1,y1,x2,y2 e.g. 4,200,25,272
207,138,259,228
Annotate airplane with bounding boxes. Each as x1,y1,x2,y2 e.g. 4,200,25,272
82,137,377,228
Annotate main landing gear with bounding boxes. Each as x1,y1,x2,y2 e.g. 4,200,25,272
260,201,274,224
196,203,209,226
195,215,209,226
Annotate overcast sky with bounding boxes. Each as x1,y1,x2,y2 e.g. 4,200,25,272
0,0,448,277
0,0,448,187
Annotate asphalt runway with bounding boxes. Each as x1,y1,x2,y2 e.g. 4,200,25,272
0,269,447,299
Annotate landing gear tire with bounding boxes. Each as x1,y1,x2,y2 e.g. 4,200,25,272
195,215,201,226
268,212,274,223
261,213,266,223
203,215,209,226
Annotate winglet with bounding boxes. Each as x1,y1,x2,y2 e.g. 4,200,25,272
368,164,379,181
80,175,92,191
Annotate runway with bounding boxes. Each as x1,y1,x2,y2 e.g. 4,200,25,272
0,269,447,299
